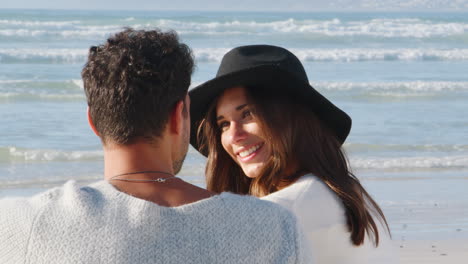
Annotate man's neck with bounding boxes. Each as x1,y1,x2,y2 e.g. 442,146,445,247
103,141,173,180
102,141,213,207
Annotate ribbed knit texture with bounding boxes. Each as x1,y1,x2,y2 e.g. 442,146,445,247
0,180,312,264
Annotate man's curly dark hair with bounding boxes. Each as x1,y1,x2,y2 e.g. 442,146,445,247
82,28,194,145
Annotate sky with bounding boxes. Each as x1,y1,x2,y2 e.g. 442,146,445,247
1,0,468,11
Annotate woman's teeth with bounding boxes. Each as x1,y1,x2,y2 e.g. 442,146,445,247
239,144,261,158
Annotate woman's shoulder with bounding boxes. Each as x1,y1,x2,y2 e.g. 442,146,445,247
295,174,335,197
267,174,340,203
262,174,344,219
292,174,345,219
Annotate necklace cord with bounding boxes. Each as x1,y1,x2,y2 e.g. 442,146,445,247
110,170,177,183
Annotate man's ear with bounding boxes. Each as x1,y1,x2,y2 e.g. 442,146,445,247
87,107,100,137
170,100,185,135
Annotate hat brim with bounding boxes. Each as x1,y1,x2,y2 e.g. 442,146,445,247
189,64,351,156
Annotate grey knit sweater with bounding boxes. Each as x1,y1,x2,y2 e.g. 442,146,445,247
0,180,312,264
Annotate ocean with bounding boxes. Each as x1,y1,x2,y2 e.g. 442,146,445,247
0,9,467,241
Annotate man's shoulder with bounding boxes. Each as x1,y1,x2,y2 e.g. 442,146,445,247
0,184,63,211
0,180,107,213
219,192,298,224
0,181,108,244
0,183,71,260
220,191,291,209
215,193,307,263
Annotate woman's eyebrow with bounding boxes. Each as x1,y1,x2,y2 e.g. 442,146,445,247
236,104,248,111
216,104,248,121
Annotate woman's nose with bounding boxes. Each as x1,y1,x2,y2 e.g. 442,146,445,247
229,122,247,143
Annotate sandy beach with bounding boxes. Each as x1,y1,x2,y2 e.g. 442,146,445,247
359,172,468,264
399,239,468,264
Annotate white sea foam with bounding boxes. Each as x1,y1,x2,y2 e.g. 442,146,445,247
4,47,468,64
193,48,230,63
195,48,468,63
0,27,115,39
0,79,83,89
0,92,85,101
0,48,87,63
345,143,468,153
155,18,468,38
355,0,468,11
293,48,468,62
0,79,88,101
351,155,468,170
0,29,48,37
72,79,84,89
208,80,468,97
189,81,468,98
315,81,468,92
0,19,81,28
0,79,32,84
1,18,466,39
0,175,101,190
38,94,84,99
4,147,103,162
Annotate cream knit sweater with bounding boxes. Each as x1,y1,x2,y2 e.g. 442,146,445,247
0,180,312,264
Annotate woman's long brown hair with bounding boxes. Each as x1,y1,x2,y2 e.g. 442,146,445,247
197,86,389,246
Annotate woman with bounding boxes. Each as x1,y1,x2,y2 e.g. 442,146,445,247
189,45,397,263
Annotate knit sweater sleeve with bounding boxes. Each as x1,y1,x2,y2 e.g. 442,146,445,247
0,188,61,264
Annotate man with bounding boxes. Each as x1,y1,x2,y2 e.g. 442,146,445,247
0,28,312,263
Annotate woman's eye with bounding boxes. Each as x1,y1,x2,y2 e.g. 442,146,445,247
242,109,252,119
218,121,229,131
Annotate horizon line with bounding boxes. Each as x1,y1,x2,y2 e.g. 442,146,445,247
1,7,468,13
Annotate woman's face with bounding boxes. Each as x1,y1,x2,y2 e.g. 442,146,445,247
216,86,271,178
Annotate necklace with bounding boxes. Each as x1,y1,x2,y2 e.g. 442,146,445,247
109,170,177,183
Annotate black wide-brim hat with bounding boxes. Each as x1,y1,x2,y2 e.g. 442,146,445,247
190,45,351,156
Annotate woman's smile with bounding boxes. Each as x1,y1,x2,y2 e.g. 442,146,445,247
237,142,265,161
